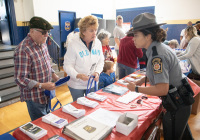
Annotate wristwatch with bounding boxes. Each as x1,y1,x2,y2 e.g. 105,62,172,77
135,86,139,93
39,83,42,89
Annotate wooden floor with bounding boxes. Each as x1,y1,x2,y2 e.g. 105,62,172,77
0,84,200,140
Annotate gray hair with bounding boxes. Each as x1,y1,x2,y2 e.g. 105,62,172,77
97,29,111,42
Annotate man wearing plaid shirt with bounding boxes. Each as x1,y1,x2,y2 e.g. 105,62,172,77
14,16,60,121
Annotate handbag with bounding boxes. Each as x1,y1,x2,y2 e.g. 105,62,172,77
45,76,70,111
86,75,98,96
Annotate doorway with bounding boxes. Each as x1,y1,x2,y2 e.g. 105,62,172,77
0,0,11,45
59,11,76,57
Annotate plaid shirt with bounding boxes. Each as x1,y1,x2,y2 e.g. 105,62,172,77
14,34,53,104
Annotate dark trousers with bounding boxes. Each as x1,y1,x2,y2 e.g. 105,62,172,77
163,105,193,140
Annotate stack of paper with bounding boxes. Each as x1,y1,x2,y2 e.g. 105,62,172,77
87,92,107,101
77,97,99,108
19,122,47,140
129,74,144,79
87,108,121,128
117,77,138,85
117,92,142,104
117,80,129,85
62,104,85,118
42,113,68,128
62,116,112,140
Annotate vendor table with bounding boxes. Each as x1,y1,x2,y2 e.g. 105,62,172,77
12,74,200,140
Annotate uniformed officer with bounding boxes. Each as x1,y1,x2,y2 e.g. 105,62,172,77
126,13,194,140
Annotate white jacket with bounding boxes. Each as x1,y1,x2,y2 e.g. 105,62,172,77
178,37,200,75
63,33,104,89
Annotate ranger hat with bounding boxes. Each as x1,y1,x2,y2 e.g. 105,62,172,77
131,13,166,32
29,16,53,30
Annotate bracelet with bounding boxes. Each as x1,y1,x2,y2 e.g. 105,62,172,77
135,86,139,93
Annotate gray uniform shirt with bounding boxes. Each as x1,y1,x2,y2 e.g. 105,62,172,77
146,41,184,88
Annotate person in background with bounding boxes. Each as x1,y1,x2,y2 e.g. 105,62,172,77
117,27,143,79
179,21,193,49
63,15,104,101
99,61,116,89
97,29,114,62
14,16,60,121
168,39,179,49
194,21,200,36
177,26,200,80
113,15,126,79
65,28,79,49
127,13,194,139
113,15,126,56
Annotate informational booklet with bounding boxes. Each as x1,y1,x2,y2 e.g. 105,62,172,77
62,116,112,140
42,113,68,128
87,92,107,101
62,104,85,118
77,97,99,108
102,84,129,96
48,134,66,140
19,122,47,140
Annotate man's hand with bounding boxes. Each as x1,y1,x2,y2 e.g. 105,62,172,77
52,73,60,82
76,74,89,81
41,82,56,90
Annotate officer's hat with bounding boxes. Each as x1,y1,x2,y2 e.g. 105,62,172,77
29,16,53,30
131,13,166,32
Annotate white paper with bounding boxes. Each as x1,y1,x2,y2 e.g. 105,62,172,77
117,92,141,104
87,108,121,127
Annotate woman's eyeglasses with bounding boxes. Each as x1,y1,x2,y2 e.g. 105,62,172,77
34,29,50,35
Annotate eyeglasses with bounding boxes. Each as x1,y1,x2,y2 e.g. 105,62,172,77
130,95,148,108
136,96,148,104
34,29,50,35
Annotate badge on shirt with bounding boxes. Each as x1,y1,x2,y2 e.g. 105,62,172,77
152,57,162,74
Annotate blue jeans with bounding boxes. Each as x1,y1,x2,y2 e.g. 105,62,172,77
118,63,137,79
68,86,95,101
26,100,50,121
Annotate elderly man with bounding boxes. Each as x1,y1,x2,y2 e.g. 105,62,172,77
14,16,60,121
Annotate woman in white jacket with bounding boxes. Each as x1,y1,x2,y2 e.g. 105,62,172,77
177,26,200,79
63,15,104,101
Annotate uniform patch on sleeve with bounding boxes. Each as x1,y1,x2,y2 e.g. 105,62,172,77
152,57,162,74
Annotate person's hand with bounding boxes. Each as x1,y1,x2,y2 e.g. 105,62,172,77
76,74,89,81
42,82,56,90
92,72,99,82
126,81,136,91
135,79,144,86
52,73,60,82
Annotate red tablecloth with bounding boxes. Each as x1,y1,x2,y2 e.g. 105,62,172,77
12,76,200,140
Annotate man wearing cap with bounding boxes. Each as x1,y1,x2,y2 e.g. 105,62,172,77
113,15,126,55
126,13,194,139
14,16,60,121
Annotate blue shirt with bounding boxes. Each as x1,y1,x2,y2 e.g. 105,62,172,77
99,72,116,89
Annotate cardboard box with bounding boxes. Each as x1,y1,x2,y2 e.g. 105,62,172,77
116,112,138,136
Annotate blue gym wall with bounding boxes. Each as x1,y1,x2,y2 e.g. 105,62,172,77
116,6,189,44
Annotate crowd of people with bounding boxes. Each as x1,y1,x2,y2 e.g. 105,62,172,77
13,12,200,140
